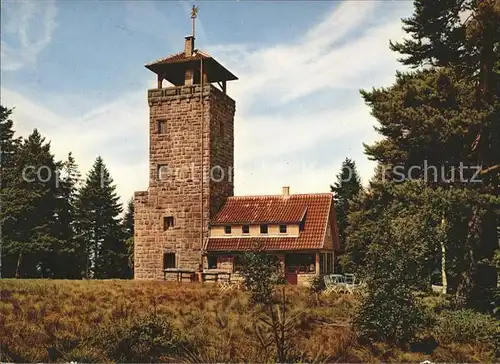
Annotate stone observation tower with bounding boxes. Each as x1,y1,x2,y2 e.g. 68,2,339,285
133,14,238,279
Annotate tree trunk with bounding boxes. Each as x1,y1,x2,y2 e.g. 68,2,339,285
455,207,481,307
441,218,448,295
15,252,22,278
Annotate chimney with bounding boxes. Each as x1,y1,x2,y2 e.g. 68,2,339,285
185,36,194,57
282,186,290,197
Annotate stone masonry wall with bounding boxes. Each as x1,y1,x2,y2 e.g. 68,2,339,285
134,84,236,280
209,89,235,217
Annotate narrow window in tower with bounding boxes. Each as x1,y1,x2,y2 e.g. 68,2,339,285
157,119,167,134
163,252,176,269
157,164,168,180
224,225,231,234
164,216,174,230
219,119,224,137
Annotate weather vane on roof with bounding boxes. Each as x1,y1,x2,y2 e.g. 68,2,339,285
191,4,199,38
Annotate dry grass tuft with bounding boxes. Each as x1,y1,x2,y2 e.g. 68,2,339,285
0,279,496,363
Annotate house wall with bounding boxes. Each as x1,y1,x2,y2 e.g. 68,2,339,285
210,223,300,237
204,253,322,286
297,273,316,286
323,219,334,250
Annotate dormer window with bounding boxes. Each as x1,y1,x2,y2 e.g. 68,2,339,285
242,225,249,234
279,224,287,234
299,218,305,231
260,224,268,234
224,225,231,234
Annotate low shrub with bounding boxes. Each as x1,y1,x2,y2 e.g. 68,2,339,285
433,309,500,354
84,311,190,363
309,274,326,294
240,252,282,304
353,280,432,345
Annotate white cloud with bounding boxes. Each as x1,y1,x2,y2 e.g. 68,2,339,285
1,0,58,71
235,100,372,163
2,1,414,204
209,1,412,193
210,1,407,108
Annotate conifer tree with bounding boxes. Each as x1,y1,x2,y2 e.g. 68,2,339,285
6,129,63,277
123,197,134,237
0,106,22,277
0,106,20,185
363,0,500,306
56,152,83,278
389,0,500,179
330,158,362,251
123,197,134,276
389,0,469,69
76,157,128,278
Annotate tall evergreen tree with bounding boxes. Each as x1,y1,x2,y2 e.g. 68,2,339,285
56,152,83,278
330,158,362,252
5,129,63,278
123,197,134,277
390,0,500,179
361,70,498,305
76,157,128,278
365,0,500,306
0,106,22,278
0,106,21,187
123,197,134,237
389,0,470,69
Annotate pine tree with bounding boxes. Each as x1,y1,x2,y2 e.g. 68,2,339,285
0,106,21,186
330,158,362,252
362,68,483,181
389,0,500,86
361,71,498,304
0,105,22,278
56,152,83,278
123,197,134,277
367,0,500,306
389,0,500,182
5,129,63,278
123,197,134,237
389,0,469,69
76,157,128,278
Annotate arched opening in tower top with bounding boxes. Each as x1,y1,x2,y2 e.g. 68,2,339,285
144,36,238,93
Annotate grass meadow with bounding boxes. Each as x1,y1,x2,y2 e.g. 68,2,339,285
0,279,497,363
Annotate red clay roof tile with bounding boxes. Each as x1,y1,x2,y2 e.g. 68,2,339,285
145,50,211,67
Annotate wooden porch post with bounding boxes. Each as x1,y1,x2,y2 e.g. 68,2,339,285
315,252,320,275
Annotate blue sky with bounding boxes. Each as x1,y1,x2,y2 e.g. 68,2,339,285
1,0,413,206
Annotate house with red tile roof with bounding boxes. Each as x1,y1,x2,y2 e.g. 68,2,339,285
204,187,339,285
